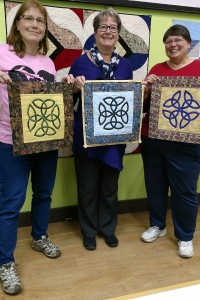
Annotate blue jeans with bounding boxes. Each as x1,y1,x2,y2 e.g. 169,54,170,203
0,142,58,265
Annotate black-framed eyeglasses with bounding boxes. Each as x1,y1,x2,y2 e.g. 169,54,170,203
98,24,118,33
19,15,46,26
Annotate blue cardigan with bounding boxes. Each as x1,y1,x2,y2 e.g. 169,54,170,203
69,53,133,171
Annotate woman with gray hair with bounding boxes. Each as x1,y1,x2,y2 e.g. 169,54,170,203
68,8,133,250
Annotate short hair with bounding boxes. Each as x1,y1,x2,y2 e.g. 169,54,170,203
93,7,122,33
163,24,191,44
7,0,48,57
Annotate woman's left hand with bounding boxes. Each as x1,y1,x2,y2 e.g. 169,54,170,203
61,74,75,85
73,76,86,93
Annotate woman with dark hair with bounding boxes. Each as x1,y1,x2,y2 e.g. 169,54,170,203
140,25,200,258
65,7,132,251
0,0,73,295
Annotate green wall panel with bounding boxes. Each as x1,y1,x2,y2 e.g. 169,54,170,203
1,0,199,212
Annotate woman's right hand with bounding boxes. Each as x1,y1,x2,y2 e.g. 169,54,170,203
0,70,12,84
143,74,158,94
73,76,86,93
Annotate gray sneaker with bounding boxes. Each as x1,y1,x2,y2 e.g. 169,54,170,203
32,234,61,258
141,226,167,242
0,262,22,295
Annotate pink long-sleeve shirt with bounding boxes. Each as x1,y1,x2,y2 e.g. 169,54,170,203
0,44,56,144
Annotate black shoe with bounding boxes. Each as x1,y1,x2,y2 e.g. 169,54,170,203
83,237,96,250
104,234,118,247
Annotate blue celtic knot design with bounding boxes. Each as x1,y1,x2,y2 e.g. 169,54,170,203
27,98,61,137
98,96,129,130
162,90,200,129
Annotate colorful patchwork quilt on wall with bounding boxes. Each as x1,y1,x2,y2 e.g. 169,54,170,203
5,1,151,154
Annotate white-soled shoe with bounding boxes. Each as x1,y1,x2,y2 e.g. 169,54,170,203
178,240,194,258
141,226,167,243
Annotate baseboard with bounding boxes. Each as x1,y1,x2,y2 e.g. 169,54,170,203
18,194,200,227
18,198,148,227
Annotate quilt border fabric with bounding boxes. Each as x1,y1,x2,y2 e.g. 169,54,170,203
82,80,143,147
8,81,74,155
149,76,200,144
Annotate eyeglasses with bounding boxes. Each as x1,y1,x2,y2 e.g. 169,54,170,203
19,15,46,26
98,24,118,33
165,38,185,45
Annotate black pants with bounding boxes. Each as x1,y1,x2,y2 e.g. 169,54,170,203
74,151,120,237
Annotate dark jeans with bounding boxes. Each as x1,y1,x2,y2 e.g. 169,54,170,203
0,142,58,265
140,136,200,241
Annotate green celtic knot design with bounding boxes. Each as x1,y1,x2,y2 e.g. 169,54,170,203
27,98,61,137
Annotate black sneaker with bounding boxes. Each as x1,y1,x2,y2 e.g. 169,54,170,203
104,234,118,247
83,237,96,250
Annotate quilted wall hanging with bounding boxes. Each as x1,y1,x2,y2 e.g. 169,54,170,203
8,82,74,156
5,1,151,154
82,80,143,147
149,76,200,144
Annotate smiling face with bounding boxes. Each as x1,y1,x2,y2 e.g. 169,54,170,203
95,16,119,53
164,35,191,62
16,7,46,51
